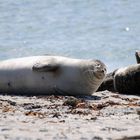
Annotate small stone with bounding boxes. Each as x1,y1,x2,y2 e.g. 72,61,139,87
63,97,79,107
136,108,140,115
90,117,97,121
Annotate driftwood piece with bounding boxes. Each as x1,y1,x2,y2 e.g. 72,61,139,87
97,70,117,92
135,51,140,64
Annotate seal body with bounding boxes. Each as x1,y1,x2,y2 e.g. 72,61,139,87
114,64,140,94
0,56,106,95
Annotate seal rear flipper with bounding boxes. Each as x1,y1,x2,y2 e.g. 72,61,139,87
135,51,140,64
32,62,59,72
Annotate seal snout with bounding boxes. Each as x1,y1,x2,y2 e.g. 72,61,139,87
94,60,107,73
97,66,107,73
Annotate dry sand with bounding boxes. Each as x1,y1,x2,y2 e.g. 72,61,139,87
0,91,140,140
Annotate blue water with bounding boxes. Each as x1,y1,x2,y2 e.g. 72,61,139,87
0,0,140,72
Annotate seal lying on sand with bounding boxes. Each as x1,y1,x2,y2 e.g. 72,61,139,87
0,56,106,95
98,51,140,95
114,64,140,94
98,64,140,95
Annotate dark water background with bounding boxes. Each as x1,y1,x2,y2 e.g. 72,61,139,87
0,0,140,71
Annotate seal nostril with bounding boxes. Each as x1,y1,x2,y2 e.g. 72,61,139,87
101,70,104,73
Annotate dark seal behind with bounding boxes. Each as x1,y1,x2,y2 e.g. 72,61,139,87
114,64,140,95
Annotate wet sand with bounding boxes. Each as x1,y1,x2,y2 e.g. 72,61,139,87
0,91,140,140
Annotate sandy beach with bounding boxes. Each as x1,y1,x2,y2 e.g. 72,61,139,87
0,91,140,140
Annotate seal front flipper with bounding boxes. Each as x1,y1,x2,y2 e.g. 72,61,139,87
32,62,59,72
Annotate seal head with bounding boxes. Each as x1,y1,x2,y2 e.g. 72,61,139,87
81,59,107,94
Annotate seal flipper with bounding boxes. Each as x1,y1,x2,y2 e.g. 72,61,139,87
135,51,140,64
32,63,59,72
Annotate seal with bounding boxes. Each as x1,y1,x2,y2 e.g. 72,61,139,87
98,69,117,92
0,56,106,95
135,51,140,64
114,64,140,94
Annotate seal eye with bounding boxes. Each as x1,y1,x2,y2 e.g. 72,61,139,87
96,63,101,68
